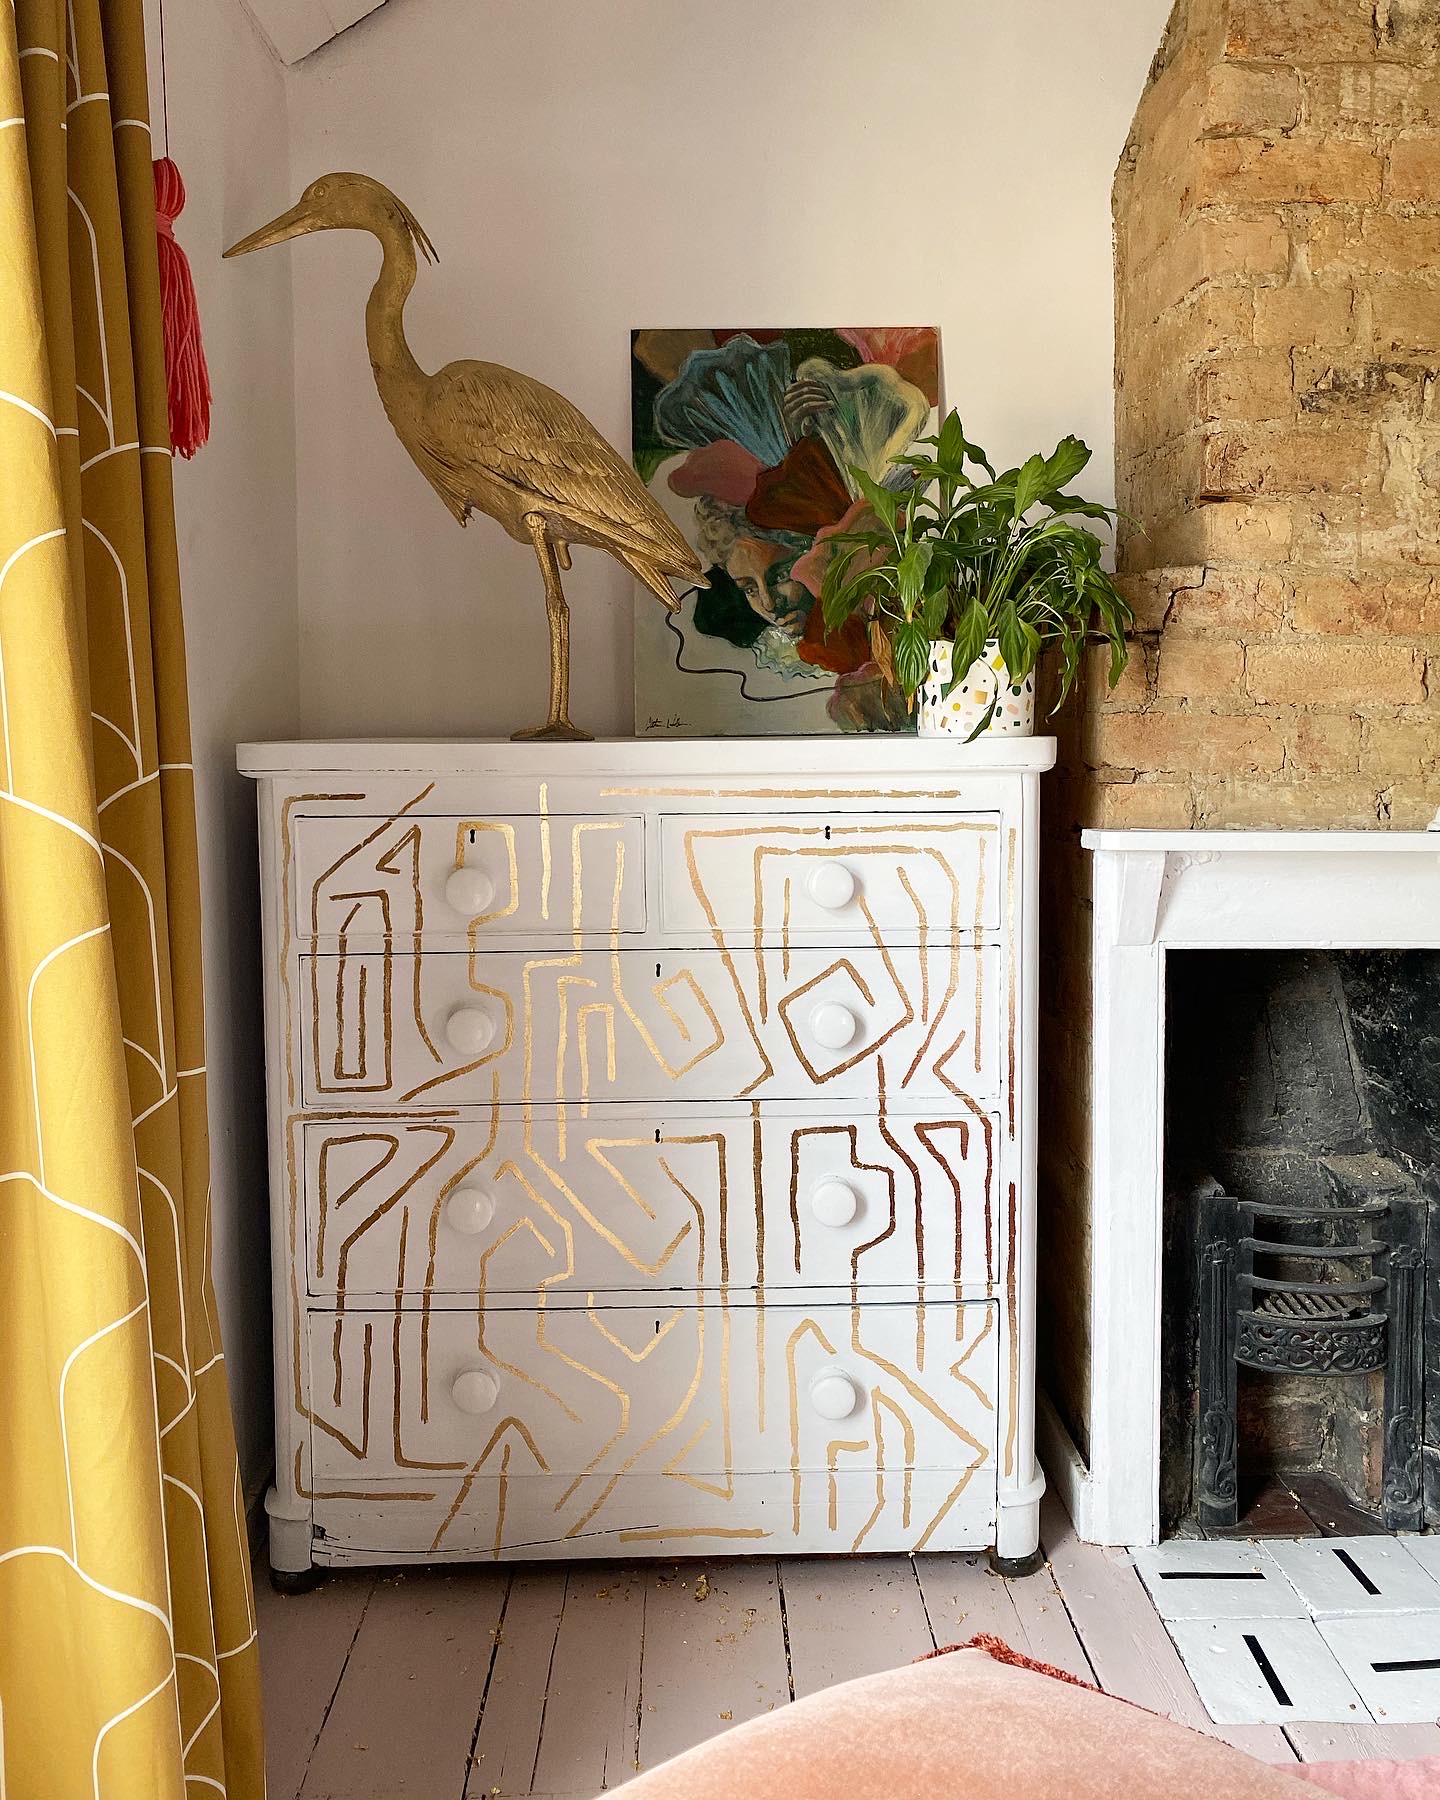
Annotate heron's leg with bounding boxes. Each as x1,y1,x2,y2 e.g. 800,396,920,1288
513,511,591,742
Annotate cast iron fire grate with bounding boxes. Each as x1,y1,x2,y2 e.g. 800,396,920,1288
1196,1185,1427,1533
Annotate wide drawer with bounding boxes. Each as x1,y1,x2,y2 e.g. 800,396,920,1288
307,1298,999,1500
302,1104,1000,1299
660,811,1001,938
311,1464,997,1559
292,809,646,939
299,945,1000,1107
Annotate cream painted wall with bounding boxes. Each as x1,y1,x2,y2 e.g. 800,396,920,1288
276,0,1174,739
145,0,300,1500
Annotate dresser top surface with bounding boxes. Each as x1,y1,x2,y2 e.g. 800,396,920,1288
236,736,1058,779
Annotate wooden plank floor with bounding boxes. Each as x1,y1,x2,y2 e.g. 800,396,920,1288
257,1500,1437,1798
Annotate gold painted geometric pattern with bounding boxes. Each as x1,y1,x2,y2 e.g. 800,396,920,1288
0,4,262,1794
301,1106,998,1298
268,781,1012,1562
310,1298,998,1558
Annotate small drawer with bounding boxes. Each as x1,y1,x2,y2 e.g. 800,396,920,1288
302,1105,999,1299
307,1297,1000,1499
292,809,645,939
659,812,1001,940
299,945,1000,1108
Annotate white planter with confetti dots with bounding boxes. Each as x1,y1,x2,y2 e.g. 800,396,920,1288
917,639,1036,740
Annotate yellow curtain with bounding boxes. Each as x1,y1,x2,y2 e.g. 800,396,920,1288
0,2,264,1796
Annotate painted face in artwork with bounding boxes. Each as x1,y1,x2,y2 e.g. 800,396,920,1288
726,538,809,636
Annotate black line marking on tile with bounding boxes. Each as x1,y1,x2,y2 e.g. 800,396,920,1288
1333,1548,1381,1596
1243,1633,1292,1708
1157,1570,1269,1581
1372,1657,1440,1674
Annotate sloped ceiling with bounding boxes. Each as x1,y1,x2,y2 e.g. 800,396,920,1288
239,0,389,64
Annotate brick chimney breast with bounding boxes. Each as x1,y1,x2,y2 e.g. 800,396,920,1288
1104,0,1440,830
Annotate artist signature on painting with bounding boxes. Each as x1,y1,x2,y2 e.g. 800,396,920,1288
644,716,688,731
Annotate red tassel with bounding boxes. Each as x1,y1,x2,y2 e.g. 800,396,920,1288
153,156,211,458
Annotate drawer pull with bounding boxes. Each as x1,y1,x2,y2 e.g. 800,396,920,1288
445,1185,495,1234
444,865,496,917
810,1178,859,1228
805,861,857,911
809,1367,861,1421
451,1369,499,1415
444,1005,496,1056
809,1001,859,1052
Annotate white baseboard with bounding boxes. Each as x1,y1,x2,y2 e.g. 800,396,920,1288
1037,1388,1094,1542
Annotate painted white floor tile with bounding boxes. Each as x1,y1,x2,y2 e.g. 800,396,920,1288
1397,1535,1440,1588
1132,1540,1306,1620
1319,1613,1440,1724
1167,1617,1370,1725
1265,1536,1440,1619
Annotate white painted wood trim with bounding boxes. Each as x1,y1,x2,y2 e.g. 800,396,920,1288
1083,828,1440,855
1088,845,1166,1548
1036,1388,1091,1540
996,770,1045,1560
237,736,1059,778
1083,829,1440,1548
256,777,312,1573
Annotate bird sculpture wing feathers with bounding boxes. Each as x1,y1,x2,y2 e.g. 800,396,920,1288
419,361,703,608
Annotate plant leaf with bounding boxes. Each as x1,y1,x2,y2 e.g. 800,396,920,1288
946,599,991,695
896,539,934,616
921,580,950,638
892,618,932,698
935,410,968,477
868,620,896,686
1011,453,1050,521
1040,435,1091,494
1043,491,1115,522
849,465,900,534
997,602,1030,682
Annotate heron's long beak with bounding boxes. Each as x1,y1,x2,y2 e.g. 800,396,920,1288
223,199,324,259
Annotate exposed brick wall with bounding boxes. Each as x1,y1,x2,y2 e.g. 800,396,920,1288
1106,0,1440,830
1040,0,1440,1457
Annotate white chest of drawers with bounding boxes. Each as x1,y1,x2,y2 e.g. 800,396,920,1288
238,737,1055,1579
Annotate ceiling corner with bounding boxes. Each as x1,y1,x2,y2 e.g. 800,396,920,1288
237,0,390,65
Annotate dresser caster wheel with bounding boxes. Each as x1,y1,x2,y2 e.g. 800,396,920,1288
269,1563,323,1596
988,1547,1044,1579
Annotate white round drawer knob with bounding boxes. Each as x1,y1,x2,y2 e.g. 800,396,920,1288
810,1179,859,1228
445,1185,495,1234
809,1001,859,1051
806,861,857,910
444,865,496,917
444,1005,495,1057
809,1367,861,1421
451,1369,499,1415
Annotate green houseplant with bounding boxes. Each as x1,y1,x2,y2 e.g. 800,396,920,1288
819,411,1133,738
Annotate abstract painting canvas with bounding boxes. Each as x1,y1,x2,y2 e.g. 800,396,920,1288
631,327,940,736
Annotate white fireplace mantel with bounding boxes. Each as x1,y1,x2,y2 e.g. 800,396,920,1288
1040,827,1440,1547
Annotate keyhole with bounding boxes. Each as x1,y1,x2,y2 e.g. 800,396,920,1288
824,824,832,840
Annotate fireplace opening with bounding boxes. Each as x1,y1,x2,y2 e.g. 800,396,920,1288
1159,949,1440,1537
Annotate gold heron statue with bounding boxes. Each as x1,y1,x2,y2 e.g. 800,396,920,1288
225,172,703,741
